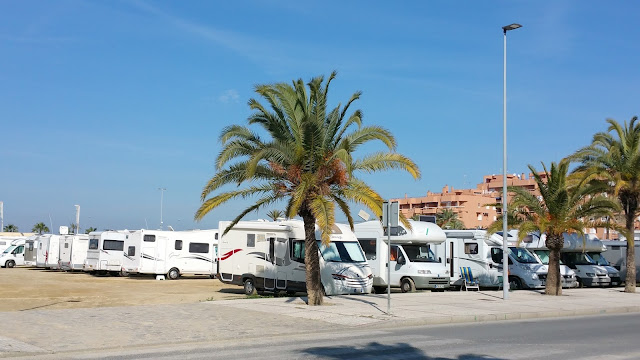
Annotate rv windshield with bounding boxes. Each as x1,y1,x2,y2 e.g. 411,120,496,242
564,252,596,265
401,245,438,262
533,250,565,265
2,246,15,255
317,241,366,263
508,247,539,264
587,252,609,266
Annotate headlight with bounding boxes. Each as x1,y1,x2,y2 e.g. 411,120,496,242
531,273,538,280
586,273,595,277
417,269,431,274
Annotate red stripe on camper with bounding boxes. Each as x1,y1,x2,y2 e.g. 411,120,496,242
220,249,242,261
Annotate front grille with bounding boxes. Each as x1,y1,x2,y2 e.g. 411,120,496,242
430,278,450,285
538,274,547,280
562,275,572,279
597,274,607,277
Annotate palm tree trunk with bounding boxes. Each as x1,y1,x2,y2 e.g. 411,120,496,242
545,233,563,296
301,207,324,305
625,209,637,293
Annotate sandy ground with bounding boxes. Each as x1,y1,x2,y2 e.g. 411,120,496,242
0,267,246,312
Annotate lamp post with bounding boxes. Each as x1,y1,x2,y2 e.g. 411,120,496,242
502,23,522,300
158,188,166,230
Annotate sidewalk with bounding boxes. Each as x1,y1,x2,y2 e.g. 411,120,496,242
2,288,639,358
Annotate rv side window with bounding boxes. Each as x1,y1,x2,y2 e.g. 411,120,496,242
384,226,407,236
491,248,502,263
127,246,135,256
291,240,305,263
175,240,183,250
28,242,33,251
464,243,478,255
65,243,69,249
89,239,99,250
103,240,124,251
14,245,24,254
144,235,156,242
0,241,5,245
215,233,218,240
247,234,255,247
189,242,209,254
39,243,42,250
269,238,275,263
357,239,377,260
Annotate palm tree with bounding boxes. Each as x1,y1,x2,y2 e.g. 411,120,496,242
32,222,50,235
570,117,640,292
436,209,465,229
3,224,18,232
69,223,78,234
488,161,618,296
85,227,97,234
266,209,285,221
195,72,420,305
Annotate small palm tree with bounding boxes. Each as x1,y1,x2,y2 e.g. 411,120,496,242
69,223,78,234
85,227,97,234
32,222,50,235
570,116,640,292
436,209,465,229
266,209,285,221
3,224,18,232
488,161,618,295
195,72,420,305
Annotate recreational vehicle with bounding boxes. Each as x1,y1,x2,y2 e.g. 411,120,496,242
218,219,373,296
521,233,611,287
121,229,218,279
0,237,15,253
439,230,548,290
35,234,62,269
23,236,39,266
0,238,26,268
59,234,90,271
602,240,640,284
84,230,133,275
353,220,450,293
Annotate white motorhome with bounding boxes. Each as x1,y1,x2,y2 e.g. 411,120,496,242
84,230,133,275
24,236,39,266
121,229,218,279
218,219,373,296
602,240,640,284
353,220,450,293
59,234,90,271
35,234,62,269
0,238,26,268
522,233,611,287
438,230,548,290
0,237,15,253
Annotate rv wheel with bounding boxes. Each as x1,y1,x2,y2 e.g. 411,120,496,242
167,268,180,280
6,260,15,268
373,286,386,294
509,277,522,290
243,278,257,296
400,278,416,293
119,270,130,277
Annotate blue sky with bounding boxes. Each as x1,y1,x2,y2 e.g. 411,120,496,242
1,1,639,232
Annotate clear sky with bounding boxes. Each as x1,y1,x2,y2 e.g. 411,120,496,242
1,1,639,233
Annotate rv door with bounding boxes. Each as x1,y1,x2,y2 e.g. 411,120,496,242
264,237,276,290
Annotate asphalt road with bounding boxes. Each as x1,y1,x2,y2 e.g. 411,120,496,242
13,313,640,360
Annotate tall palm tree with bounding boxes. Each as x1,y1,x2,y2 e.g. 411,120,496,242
3,224,18,232
85,227,97,234
436,209,465,229
32,222,50,235
195,72,420,305
266,209,285,221
570,117,640,292
488,161,617,295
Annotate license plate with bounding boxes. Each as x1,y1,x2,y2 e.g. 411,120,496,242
434,284,443,288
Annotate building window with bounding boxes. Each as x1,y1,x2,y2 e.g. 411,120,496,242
477,214,483,221
189,242,209,254
175,240,183,250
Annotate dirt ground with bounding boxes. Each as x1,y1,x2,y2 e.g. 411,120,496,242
0,267,247,312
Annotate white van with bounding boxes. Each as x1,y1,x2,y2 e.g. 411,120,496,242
602,240,640,284
354,220,449,293
35,234,62,269
0,238,26,268
84,230,133,275
59,234,90,271
218,219,372,296
121,229,218,279
439,230,548,290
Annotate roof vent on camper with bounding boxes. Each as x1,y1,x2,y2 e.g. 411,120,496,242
59,226,69,235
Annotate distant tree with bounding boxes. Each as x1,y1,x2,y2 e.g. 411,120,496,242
69,223,78,234
32,222,50,235
85,227,97,234
436,209,465,229
3,224,18,232
267,209,285,221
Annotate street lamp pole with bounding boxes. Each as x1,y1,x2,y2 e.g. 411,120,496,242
502,23,522,300
159,188,166,230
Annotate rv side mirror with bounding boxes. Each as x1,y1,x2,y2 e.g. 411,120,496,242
397,256,405,265
438,257,442,263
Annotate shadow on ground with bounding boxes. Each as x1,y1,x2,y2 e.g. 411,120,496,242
302,341,506,360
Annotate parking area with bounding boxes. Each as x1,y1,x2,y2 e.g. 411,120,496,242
0,267,246,312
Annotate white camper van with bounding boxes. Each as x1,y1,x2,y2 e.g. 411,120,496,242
439,230,548,290
23,236,39,266
218,219,373,296
0,238,26,268
354,220,450,293
84,230,132,275
602,240,640,284
59,234,90,271
35,234,62,269
121,229,218,279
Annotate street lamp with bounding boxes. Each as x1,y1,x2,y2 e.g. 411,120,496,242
502,23,522,300
158,188,166,230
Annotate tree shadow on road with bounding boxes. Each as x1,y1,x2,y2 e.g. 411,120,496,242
301,341,506,359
